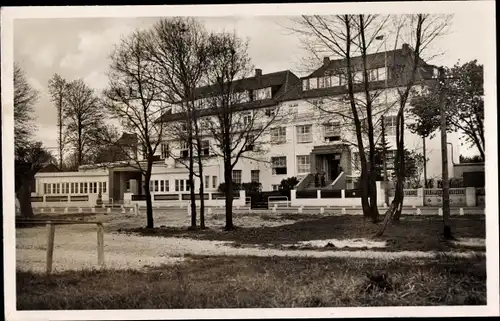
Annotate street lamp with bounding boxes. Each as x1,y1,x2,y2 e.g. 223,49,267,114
375,34,390,206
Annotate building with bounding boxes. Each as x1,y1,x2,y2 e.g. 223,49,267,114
33,43,460,204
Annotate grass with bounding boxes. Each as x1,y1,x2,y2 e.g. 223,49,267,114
17,255,486,309
123,214,485,252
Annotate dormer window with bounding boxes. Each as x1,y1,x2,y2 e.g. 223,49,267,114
253,87,272,100
160,143,169,159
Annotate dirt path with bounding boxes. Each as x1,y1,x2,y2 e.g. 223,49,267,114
16,224,485,273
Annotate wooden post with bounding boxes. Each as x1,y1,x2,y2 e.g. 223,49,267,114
46,223,56,274
97,223,105,267
438,67,452,239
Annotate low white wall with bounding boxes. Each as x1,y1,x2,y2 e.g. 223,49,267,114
127,190,247,208
31,194,99,208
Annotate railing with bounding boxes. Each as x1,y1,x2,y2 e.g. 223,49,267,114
330,171,345,189
16,219,105,274
268,196,290,208
403,189,419,197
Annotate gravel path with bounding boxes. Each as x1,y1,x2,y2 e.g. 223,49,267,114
16,224,485,273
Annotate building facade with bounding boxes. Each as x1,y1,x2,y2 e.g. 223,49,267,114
34,44,460,204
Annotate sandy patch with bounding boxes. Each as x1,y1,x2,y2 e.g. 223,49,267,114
16,224,484,273
451,237,485,248
292,238,387,249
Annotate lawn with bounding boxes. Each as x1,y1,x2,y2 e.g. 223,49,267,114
17,254,486,309
123,213,486,252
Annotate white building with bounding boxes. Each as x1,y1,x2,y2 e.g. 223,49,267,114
34,44,460,205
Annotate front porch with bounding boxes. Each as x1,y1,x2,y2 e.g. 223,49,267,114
300,144,352,190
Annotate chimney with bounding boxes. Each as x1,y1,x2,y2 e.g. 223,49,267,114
323,56,330,66
255,69,262,77
402,43,410,51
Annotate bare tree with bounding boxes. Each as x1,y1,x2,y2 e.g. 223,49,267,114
63,78,105,167
288,14,390,222
48,73,69,169
103,30,170,229
14,64,54,217
145,17,210,229
14,64,38,150
202,32,289,230
376,14,451,235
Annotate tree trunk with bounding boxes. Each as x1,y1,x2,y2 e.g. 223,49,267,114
188,131,197,229
439,67,453,240
144,160,154,229
224,159,234,230
423,136,427,188
393,115,405,221
360,168,370,218
18,179,34,218
198,156,205,229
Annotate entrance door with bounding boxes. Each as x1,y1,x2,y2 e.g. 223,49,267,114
329,155,340,181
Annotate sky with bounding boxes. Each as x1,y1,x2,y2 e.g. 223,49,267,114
13,12,490,157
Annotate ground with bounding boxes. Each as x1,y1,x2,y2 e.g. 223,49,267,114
15,207,487,309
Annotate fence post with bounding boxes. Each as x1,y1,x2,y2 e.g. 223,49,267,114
317,190,321,199
46,223,56,274
97,223,105,267
341,189,345,199
290,189,297,207
465,187,476,207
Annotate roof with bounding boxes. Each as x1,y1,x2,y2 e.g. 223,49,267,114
306,43,430,78
156,44,435,123
156,70,302,123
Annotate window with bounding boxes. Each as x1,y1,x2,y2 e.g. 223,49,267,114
265,108,276,117
353,152,361,171
159,180,164,192
149,181,154,192
44,183,49,194
297,155,310,174
296,125,312,143
386,150,397,169
242,111,252,126
353,70,363,83
384,116,397,136
339,73,346,86
82,182,88,194
93,182,98,193
180,141,189,158
99,182,102,193
377,67,387,81
125,180,130,192
271,156,287,175
270,127,286,144
331,74,340,87
309,78,318,90
102,182,107,193
201,140,210,156
232,170,242,184
253,87,272,100
318,76,325,88
302,79,309,91
154,180,159,192
324,75,331,88
246,135,255,151
164,180,170,192
204,176,210,189
212,176,217,189
272,184,280,191
251,170,260,183
160,143,169,159
324,121,341,141
175,179,188,192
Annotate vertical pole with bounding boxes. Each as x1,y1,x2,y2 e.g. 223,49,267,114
382,38,390,207
46,222,56,274
438,67,452,239
97,223,105,267
423,136,427,188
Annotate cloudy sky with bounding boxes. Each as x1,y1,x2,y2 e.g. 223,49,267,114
13,12,490,156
